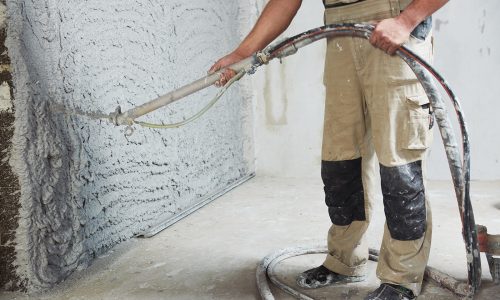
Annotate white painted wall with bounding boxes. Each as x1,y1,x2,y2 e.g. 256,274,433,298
253,0,500,180
429,1,500,180
252,0,326,178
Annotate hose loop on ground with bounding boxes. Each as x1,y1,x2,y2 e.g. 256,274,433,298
257,246,471,300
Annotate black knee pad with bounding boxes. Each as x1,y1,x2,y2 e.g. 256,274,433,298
380,161,426,241
322,158,366,226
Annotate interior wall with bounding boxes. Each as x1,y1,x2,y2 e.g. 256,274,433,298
427,1,500,180
253,0,500,180
4,0,254,291
252,0,326,178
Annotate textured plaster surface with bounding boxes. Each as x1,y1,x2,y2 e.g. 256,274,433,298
5,0,255,291
1,177,499,299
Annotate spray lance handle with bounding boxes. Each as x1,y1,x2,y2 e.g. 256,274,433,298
106,55,263,127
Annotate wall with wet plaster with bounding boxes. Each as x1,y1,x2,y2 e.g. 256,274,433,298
4,0,255,291
254,0,500,180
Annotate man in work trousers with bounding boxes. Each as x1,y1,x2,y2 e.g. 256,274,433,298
210,0,448,299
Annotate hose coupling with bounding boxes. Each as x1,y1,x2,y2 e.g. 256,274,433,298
275,43,298,59
245,51,270,75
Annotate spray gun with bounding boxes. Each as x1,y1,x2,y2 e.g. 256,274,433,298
106,55,256,125
106,53,262,134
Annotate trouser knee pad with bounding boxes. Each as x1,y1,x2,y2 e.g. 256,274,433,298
322,158,366,226
380,160,426,241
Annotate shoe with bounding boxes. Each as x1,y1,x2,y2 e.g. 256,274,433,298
364,283,416,300
296,265,365,289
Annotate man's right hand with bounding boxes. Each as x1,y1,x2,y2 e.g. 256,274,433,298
208,51,247,87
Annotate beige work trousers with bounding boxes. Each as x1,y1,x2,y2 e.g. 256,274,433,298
321,0,434,296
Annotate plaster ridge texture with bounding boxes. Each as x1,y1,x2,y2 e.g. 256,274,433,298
5,0,255,291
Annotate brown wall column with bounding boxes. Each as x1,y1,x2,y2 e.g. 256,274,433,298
0,0,23,291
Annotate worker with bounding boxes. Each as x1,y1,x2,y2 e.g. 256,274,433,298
209,0,449,299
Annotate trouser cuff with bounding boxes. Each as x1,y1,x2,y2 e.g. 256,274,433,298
323,253,367,276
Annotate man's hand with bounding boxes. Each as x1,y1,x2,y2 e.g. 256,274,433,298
369,0,449,55
369,16,414,55
208,0,301,87
208,51,246,87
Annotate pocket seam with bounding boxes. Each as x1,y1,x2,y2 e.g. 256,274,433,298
401,96,431,150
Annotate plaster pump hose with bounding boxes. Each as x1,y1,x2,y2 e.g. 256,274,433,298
252,23,480,299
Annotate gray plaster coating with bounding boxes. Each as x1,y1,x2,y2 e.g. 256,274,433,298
5,0,255,291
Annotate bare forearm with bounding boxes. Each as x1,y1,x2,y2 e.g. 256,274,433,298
234,0,302,57
398,0,449,31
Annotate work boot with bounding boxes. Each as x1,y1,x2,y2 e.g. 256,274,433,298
296,265,365,289
364,283,416,300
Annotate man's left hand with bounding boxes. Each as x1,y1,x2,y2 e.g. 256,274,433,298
369,16,414,55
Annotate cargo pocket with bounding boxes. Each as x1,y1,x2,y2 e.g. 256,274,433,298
401,95,431,150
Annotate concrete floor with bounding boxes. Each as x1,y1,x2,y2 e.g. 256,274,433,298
1,177,499,300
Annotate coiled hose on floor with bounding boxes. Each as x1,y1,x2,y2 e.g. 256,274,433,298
253,23,480,299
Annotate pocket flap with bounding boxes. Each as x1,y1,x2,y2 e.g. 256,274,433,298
406,95,429,106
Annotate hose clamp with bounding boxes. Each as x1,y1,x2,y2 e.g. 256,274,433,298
256,51,270,65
